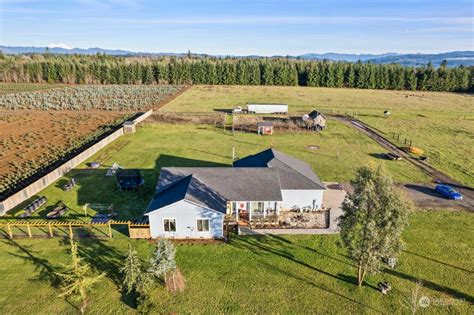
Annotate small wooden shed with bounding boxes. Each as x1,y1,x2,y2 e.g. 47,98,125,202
257,121,274,135
304,110,327,131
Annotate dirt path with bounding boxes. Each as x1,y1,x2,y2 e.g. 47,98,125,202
331,115,474,212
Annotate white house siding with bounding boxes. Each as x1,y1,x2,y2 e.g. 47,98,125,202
147,200,224,239
281,190,324,210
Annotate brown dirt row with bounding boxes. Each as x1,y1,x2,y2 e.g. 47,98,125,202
0,110,130,178
0,85,188,185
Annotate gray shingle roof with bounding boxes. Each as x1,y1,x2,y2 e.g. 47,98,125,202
308,110,326,120
233,148,326,190
146,167,282,214
257,121,274,127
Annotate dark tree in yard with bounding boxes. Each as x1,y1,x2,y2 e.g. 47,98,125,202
56,240,105,314
338,164,410,286
121,244,155,311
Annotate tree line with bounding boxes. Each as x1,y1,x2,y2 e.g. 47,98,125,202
0,53,472,92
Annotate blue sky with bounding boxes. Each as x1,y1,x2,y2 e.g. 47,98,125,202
0,0,473,55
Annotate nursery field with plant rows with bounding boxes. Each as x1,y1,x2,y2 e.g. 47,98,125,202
0,84,184,197
0,84,184,110
0,83,64,95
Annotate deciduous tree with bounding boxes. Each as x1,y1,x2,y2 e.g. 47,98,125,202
338,164,410,286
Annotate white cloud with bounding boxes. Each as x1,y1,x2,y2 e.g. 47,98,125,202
47,43,72,49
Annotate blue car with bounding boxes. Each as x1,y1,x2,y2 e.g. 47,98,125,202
435,184,463,200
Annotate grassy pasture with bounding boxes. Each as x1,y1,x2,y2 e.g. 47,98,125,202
6,123,429,220
0,211,472,314
164,85,474,186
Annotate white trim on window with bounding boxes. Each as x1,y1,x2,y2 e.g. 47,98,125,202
196,218,210,232
163,218,177,233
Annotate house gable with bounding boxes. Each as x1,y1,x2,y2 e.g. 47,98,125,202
147,200,224,239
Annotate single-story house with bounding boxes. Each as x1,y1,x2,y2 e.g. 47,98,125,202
233,149,326,210
145,148,326,239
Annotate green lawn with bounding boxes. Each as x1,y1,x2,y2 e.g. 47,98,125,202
0,211,472,314
7,123,429,220
163,85,474,186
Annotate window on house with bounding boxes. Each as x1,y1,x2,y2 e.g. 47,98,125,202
197,219,210,232
163,219,176,232
252,201,264,213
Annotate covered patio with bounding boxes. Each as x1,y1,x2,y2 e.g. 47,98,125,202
228,201,280,221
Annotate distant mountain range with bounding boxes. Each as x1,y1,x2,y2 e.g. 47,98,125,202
0,45,182,57
1,45,473,67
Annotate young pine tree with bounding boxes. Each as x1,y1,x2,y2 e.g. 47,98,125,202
56,241,105,314
121,244,155,311
338,164,411,286
148,238,177,283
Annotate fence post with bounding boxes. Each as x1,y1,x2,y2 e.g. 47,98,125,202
83,203,89,217
48,224,53,238
108,221,112,238
68,223,73,240
27,223,32,238
128,222,131,237
7,224,13,239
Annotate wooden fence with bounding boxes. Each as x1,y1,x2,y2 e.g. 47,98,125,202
0,220,150,239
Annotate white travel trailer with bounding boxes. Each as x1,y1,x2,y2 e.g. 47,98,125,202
247,103,288,114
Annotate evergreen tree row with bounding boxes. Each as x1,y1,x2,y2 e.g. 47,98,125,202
0,53,472,92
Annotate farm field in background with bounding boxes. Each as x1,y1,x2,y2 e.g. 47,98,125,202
0,211,472,313
6,123,429,220
164,85,474,186
0,84,184,196
0,110,129,193
0,84,183,110
0,83,64,95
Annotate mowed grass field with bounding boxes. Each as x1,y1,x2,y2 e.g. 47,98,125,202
6,123,429,220
0,211,472,314
163,85,474,186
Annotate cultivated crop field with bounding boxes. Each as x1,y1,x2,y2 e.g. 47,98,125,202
0,84,184,196
0,211,472,313
0,85,183,110
0,110,128,194
0,83,64,95
164,85,474,186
